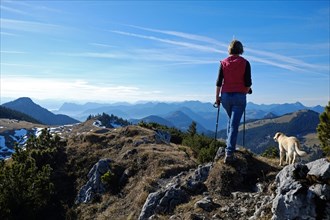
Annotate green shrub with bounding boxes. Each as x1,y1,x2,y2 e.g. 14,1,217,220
198,140,225,163
0,148,55,219
317,101,330,155
87,112,131,127
0,128,74,219
101,170,115,186
261,146,279,158
138,121,226,163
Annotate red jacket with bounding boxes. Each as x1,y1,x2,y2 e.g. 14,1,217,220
219,56,250,93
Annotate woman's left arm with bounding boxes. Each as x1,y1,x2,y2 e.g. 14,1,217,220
244,61,252,93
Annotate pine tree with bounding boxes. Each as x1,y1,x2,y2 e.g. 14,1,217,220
317,101,330,155
187,121,197,137
0,128,72,219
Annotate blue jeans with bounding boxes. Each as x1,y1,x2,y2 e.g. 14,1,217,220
221,93,246,156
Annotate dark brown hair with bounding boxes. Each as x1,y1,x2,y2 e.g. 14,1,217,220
228,40,244,55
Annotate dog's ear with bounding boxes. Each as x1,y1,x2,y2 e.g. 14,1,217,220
274,132,280,139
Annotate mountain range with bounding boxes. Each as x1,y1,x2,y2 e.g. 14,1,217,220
54,99,324,132
1,97,325,134
0,97,323,157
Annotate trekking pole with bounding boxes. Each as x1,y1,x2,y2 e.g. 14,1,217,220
243,109,246,148
213,102,220,141
243,88,252,148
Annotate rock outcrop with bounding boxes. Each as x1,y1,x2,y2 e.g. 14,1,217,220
271,158,330,220
138,163,213,220
137,151,330,220
75,158,112,203
69,125,329,220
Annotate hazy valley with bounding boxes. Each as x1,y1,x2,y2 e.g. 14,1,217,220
0,97,324,160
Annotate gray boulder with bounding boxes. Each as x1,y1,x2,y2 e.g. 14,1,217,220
307,158,330,184
75,158,112,204
214,147,225,161
132,130,171,147
138,163,212,220
272,158,330,220
194,196,220,212
184,163,212,193
138,184,188,220
155,130,171,144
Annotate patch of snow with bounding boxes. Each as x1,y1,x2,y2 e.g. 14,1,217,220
35,127,44,137
0,136,7,149
1,123,81,160
14,128,27,137
0,135,15,160
50,127,62,134
93,120,105,128
9,128,29,145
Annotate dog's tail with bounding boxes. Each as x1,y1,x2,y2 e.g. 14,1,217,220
295,141,307,157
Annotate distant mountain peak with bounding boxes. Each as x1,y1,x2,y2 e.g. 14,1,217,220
3,97,42,110
12,97,34,104
2,97,79,125
294,101,304,106
263,112,277,119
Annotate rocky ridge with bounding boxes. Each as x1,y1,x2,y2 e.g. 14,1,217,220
68,122,329,219
0,119,329,219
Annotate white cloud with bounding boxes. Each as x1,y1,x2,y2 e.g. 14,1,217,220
54,48,217,65
54,52,122,59
112,25,329,74
1,51,26,55
1,0,62,15
1,76,165,103
111,30,226,54
245,48,329,73
0,18,63,33
1,5,31,16
126,24,228,47
89,43,117,48
0,31,19,36
1,76,218,104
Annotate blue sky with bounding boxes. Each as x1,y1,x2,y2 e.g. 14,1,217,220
1,0,329,108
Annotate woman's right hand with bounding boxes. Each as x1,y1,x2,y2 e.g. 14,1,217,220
245,87,252,94
215,96,221,106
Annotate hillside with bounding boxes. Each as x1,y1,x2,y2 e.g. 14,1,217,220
69,132,279,220
0,119,328,220
1,97,321,160
217,109,320,154
2,97,80,125
0,106,41,124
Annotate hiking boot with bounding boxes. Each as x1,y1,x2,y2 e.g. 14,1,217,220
224,154,235,164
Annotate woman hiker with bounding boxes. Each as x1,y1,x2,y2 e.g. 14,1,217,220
215,40,252,164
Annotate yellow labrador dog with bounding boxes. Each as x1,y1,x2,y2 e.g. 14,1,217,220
273,132,307,166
